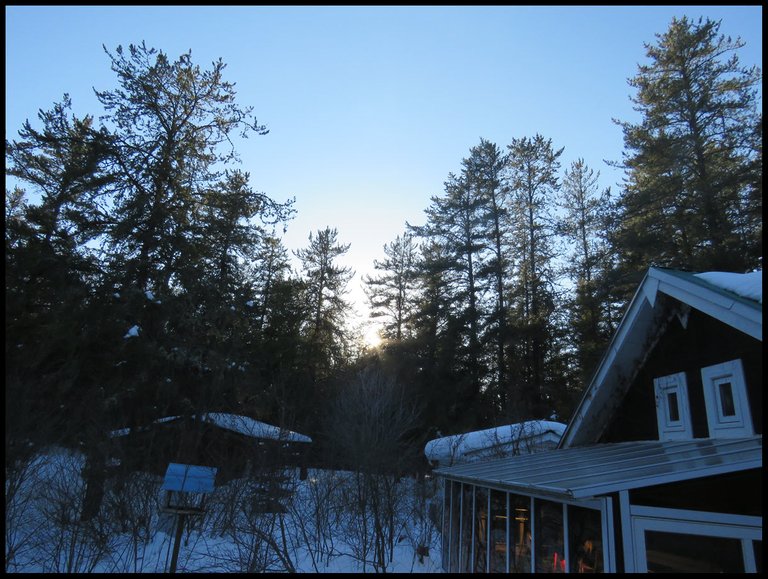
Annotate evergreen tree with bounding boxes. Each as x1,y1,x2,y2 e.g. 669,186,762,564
558,159,617,386
409,171,488,427
611,16,762,296
462,139,512,418
5,43,294,450
505,135,564,419
5,97,113,447
295,227,354,385
363,233,419,342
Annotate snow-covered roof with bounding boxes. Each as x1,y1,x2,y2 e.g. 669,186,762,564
110,413,312,443
693,270,762,304
201,413,312,443
424,420,566,466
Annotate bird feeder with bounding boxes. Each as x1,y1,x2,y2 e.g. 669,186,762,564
161,462,217,572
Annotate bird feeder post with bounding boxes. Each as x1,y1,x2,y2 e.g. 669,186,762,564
160,463,217,573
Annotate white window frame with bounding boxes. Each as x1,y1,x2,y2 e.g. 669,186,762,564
700,359,753,439
653,372,693,441
629,505,761,572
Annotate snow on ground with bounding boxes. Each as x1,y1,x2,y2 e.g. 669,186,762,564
5,447,443,573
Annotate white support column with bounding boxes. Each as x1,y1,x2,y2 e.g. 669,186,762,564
619,490,635,572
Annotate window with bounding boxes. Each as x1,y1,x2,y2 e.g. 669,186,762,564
460,483,473,572
700,359,753,438
653,372,693,440
489,490,508,573
450,481,461,572
474,487,489,572
644,531,744,572
535,498,565,573
568,505,603,573
510,494,532,573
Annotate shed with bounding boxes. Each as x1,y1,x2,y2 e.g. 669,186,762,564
109,413,312,482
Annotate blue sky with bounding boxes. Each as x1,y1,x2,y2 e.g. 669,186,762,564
5,5,763,328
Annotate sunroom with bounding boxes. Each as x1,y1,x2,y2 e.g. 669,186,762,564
436,436,762,573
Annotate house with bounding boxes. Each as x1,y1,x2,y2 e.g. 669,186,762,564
424,420,566,468
432,267,762,573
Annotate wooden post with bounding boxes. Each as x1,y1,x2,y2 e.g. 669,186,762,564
169,513,186,573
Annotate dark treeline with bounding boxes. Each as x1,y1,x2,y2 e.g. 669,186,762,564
5,18,761,468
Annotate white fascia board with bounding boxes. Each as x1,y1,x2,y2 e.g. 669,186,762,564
569,455,763,499
561,277,656,448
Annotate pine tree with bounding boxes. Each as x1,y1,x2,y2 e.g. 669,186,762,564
295,227,354,384
558,159,616,387
409,171,488,426
364,233,419,342
611,16,762,291
96,42,272,295
505,135,564,419
5,97,113,446
462,139,512,418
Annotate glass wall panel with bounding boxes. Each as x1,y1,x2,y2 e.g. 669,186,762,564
568,505,603,573
489,490,507,573
442,480,451,571
645,531,744,573
509,494,532,573
535,498,565,573
474,487,489,572
460,484,474,572
450,480,461,572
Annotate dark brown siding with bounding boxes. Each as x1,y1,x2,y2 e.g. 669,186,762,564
600,300,762,443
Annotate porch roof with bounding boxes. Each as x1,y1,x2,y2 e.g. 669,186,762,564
434,436,762,501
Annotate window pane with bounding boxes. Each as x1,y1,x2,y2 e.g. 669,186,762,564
667,392,680,422
535,498,565,573
474,487,488,572
510,494,532,573
568,505,603,573
489,490,507,573
718,382,736,417
450,481,461,572
460,484,473,572
645,531,744,573
442,480,451,572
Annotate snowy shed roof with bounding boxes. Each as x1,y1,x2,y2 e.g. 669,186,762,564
424,420,566,467
435,436,762,501
110,413,312,443
200,413,312,443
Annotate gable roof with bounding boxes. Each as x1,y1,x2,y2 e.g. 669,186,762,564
560,268,762,449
